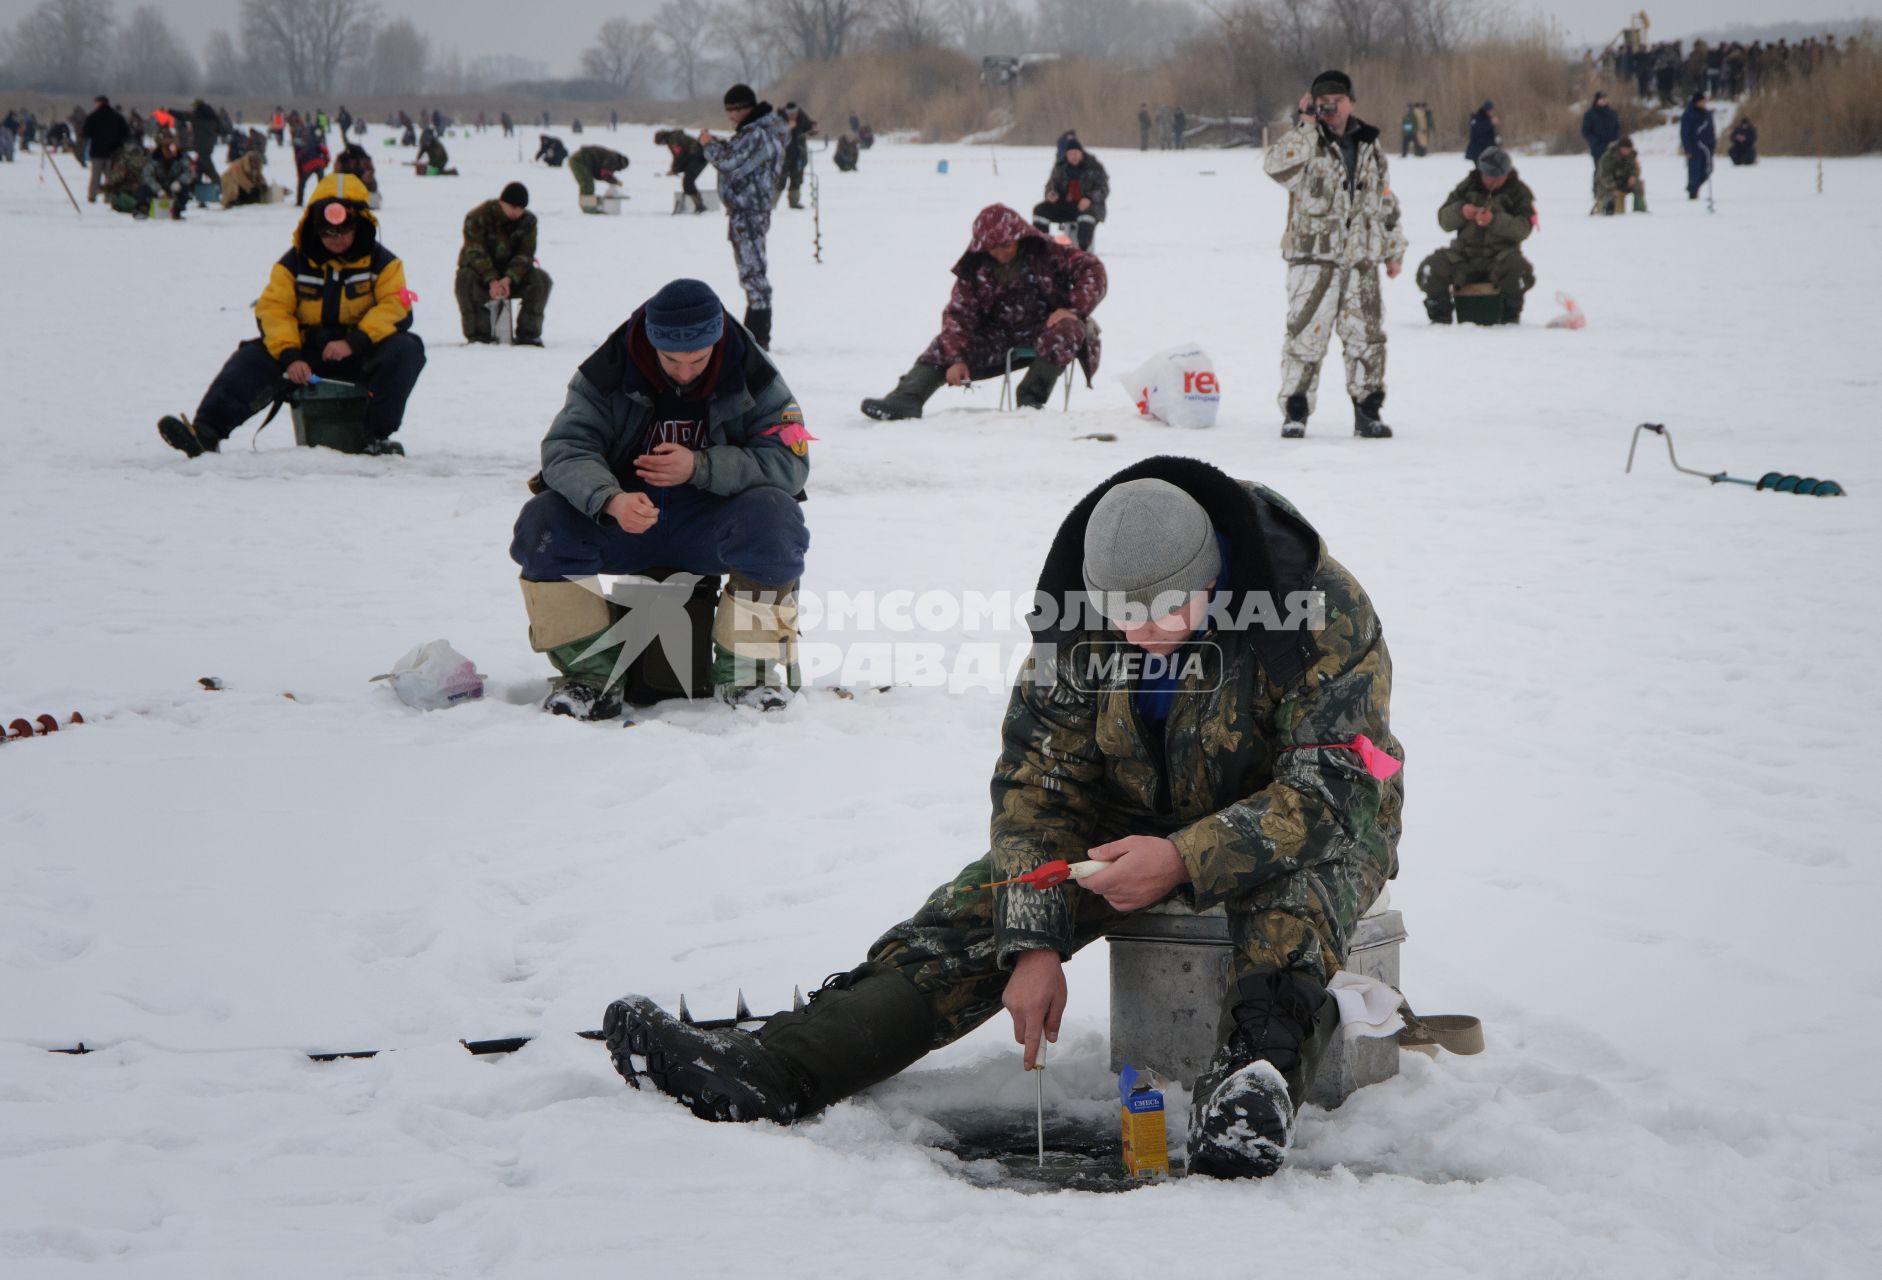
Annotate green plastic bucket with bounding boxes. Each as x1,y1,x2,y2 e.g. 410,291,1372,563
289,380,372,453
1454,283,1504,327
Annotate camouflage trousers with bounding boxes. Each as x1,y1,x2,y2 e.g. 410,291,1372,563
728,211,772,310
454,266,554,342
1277,260,1386,418
867,852,1382,1051
1415,247,1534,307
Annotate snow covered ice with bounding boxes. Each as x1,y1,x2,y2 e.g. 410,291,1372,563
4,119,1881,1276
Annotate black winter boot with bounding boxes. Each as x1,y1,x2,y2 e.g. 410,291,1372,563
744,306,772,351
603,962,935,1124
1353,392,1393,439
860,363,947,421
1189,969,1339,1179
157,414,221,457
1014,358,1065,409
1424,295,1454,324
1281,393,1309,439
1500,294,1524,325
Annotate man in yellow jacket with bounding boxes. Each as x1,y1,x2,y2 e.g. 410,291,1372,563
157,173,426,457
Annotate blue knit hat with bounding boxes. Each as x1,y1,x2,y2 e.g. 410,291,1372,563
644,278,724,352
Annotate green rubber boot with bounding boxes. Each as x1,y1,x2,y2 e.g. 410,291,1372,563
860,363,946,421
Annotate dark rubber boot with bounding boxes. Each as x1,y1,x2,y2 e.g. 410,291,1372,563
1424,296,1454,324
744,305,771,351
1353,392,1393,439
860,363,946,421
1014,358,1064,409
1189,970,1339,1179
603,962,934,1124
1500,295,1524,325
1281,392,1308,439
157,414,220,457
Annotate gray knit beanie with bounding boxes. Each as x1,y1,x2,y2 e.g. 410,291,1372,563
1082,478,1221,622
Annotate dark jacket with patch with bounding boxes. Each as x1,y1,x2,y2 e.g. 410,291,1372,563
990,457,1403,975
540,309,809,520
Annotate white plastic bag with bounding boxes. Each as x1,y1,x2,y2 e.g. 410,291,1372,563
1118,343,1221,429
372,639,485,710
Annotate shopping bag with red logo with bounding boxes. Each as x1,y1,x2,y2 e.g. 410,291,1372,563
1118,343,1221,429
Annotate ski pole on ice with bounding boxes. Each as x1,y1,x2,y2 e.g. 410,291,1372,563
42,147,82,217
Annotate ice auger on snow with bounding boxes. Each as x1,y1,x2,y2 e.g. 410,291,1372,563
1626,423,1845,496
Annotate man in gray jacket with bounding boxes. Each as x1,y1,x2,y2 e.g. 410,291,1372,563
509,279,811,718
701,84,789,350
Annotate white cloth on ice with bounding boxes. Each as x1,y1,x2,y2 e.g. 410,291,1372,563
1328,971,1406,1041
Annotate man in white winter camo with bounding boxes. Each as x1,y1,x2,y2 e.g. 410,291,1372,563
1263,69,1407,439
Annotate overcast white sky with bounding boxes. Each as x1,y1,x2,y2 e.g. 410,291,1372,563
3,0,1878,76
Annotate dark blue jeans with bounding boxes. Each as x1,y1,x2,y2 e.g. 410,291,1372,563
511,485,808,590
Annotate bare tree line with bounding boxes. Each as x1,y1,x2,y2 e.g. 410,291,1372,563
4,0,1494,105
0,0,489,97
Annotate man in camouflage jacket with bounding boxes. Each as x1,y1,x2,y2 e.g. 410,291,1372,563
1263,69,1407,439
99,140,148,213
602,456,1402,1179
701,83,788,347
456,182,552,345
1415,147,1537,324
1593,136,1646,214
860,204,1105,420
135,131,196,219
570,143,627,202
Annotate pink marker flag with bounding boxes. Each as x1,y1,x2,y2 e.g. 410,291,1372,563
1286,733,1402,781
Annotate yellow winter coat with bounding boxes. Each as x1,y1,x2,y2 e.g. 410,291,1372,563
255,173,413,363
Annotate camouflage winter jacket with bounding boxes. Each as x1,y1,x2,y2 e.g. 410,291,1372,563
100,144,147,195
573,145,628,177
990,457,1403,974
1436,172,1535,259
1595,146,1640,196
458,199,539,287
918,204,1107,380
1263,117,1408,268
1044,155,1109,220
703,103,787,219
145,145,194,195
540,307,808,518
